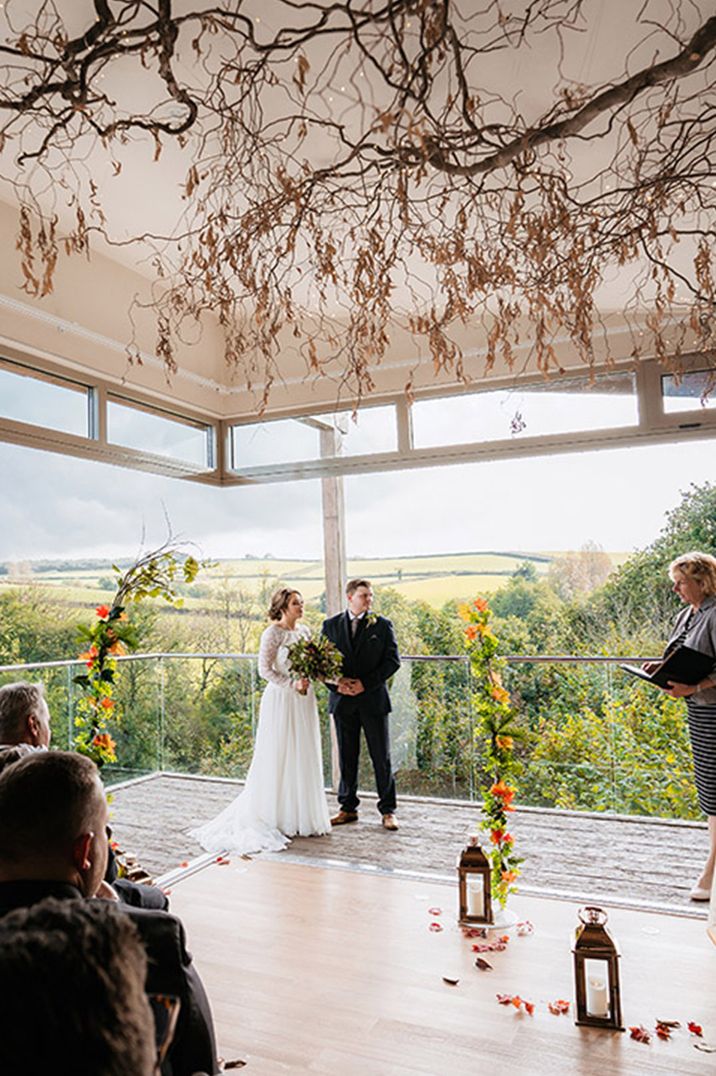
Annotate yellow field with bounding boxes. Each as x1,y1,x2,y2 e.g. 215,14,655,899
0,549,625,612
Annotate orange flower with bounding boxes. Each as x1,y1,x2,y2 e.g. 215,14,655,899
95,605,111,620
79,644,99,668
490,779,516,802
92,732,116,754
491,686,510,705
118,612,128,621
465,624,478,641
489,829,504,845
457,603,471,622
108,641,125,655
501,870,519,884
100,697,115,710
495,735,513,750
474,597,489,612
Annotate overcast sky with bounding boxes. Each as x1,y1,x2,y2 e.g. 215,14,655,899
0,435,712,563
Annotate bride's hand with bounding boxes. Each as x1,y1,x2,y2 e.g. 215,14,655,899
293,677,310,695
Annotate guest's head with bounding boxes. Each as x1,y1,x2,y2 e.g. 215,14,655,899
0,680,51,747
268,587,303,622
346,578,373,616
669,551,716,607
0,897,156,1076
0,750,109,896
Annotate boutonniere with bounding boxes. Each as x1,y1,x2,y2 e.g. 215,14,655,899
364,611,378,628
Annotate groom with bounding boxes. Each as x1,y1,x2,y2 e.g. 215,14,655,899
322,579,401,831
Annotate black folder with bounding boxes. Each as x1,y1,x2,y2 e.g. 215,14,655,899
619,645,715,689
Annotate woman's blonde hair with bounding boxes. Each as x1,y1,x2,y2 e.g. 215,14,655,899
267,587,301,621
668,551,716,596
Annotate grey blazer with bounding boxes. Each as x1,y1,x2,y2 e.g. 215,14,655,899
666,594,716,705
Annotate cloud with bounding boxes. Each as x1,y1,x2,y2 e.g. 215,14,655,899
0,436,712,562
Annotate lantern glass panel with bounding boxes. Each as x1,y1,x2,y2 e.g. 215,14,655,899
466,876,485,918
583,957,611,1020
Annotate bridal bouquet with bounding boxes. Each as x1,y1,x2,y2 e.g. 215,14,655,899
287,635,344,683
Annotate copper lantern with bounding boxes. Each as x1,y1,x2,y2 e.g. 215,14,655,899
572,906,624,1031
457,837,493,925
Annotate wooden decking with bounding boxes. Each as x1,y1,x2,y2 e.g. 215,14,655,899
108,773,711,916
169,857,716,1075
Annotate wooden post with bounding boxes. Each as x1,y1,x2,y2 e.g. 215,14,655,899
320,426,346,790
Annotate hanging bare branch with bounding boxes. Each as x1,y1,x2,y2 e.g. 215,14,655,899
0,0,714,405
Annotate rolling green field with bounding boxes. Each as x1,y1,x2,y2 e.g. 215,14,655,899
0,549,628,611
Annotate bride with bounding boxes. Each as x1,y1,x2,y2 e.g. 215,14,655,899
190,587,331,854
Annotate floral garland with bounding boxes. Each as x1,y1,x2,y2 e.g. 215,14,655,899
459,596,523,909
74,543,201,767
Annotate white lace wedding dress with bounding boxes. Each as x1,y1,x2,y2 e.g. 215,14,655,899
190,622,331,854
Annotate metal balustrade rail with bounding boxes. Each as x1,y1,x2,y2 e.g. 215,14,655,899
0,651,692,820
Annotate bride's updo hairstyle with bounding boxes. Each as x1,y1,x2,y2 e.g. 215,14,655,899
268,588,300,621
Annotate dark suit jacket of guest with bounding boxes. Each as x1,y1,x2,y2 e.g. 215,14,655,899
322,612,401,717
0,880,218,1076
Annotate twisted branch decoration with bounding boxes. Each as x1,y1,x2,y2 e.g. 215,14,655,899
1,1,714,408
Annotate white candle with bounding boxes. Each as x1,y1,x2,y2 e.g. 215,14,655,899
467,878,484,917
586,975,609,1018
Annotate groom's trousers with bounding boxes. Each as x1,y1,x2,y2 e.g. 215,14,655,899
334,700,396,815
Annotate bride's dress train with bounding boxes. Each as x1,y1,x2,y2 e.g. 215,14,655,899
190,622,331,854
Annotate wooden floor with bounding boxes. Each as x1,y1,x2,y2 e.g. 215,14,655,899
168,858,716,1075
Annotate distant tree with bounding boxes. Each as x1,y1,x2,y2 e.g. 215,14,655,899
512,561,538,582
547,541,614,602
595,482,716,640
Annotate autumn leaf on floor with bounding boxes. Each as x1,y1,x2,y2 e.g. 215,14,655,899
474,957,493,971
472,938,508,953
428,907,442,916
179,861,189,867
216,855,231,866
223,1060,247,1070
496,994,533,1015
429,922,443,932
461,926,487,939
442,976,460,986
655,1019,680,1042
629,1026,651,1044
688,1022,703,1037
516,920,534,937
548,1000,570,1015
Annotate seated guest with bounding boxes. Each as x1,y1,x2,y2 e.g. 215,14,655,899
0,897,156,1076
0,680,167,910
0,751,219,1076
0,680,51,749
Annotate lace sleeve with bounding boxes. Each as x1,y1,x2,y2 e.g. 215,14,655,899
258,626,292,688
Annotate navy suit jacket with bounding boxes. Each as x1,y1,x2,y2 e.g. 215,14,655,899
0,880,218,1076
322,612,401,717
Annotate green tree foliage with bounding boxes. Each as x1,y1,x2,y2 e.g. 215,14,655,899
596,482,716,642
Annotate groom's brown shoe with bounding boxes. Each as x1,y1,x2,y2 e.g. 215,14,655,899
331,810,358,826
381,814,399,831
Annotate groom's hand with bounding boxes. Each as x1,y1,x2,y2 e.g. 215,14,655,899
349,679,365,695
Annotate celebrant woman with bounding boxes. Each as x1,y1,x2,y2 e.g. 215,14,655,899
190,588,331,854
645,552,716,901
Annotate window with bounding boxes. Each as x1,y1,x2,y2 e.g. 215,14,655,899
0,358,90,437
231,406,396,469
107,396,211,466
662,369,716,414
412,372,638,448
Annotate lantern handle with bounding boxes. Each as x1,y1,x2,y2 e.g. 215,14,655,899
578,905,608,926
